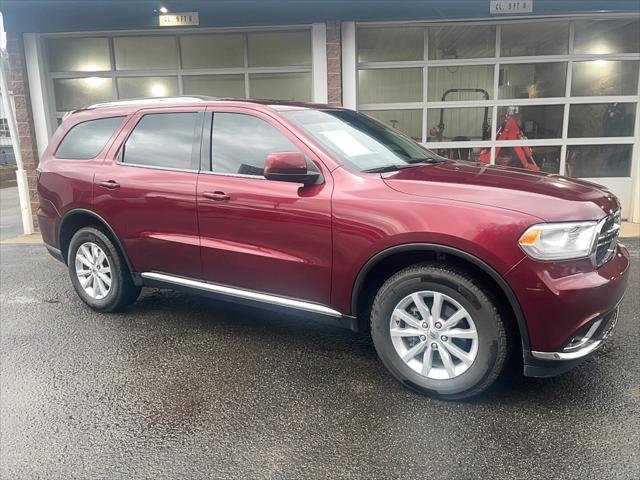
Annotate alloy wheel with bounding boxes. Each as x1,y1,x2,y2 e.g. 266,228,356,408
389,291,479,380
75,242,112,300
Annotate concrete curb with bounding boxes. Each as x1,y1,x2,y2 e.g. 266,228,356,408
0,233,43,244
621,222,640,239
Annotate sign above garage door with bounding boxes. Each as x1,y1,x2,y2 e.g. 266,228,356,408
490,1,534,14
159,12,200,27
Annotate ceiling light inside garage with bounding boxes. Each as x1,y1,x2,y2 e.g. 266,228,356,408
85,77,107,87
150,83,167,96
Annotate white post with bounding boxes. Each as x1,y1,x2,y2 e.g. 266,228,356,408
0,48,34,235
341,22,357,110
311,23,328,104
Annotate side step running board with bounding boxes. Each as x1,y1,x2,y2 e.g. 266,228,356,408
140,272,357,330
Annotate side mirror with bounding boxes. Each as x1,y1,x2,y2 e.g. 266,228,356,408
264,152,319,185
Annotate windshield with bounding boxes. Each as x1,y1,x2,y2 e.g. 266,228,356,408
280,109,445,172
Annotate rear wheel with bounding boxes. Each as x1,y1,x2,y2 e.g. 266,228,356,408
370,263,509,400
68,227,141,312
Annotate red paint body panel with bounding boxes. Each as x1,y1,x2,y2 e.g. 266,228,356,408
197,105,334,304
505,243,630,351
36,108,121,249
93,163,201,278
92,106,203,278
328,166,538,313
196,174,333,304
382,161,618,222
36,98,630,360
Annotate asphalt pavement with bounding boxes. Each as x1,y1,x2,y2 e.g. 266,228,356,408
1,240,639,480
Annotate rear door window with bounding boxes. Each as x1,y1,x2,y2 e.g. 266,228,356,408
55,116,124,159
122,112,200,170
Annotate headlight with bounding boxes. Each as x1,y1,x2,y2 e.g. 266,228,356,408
518,221,598,261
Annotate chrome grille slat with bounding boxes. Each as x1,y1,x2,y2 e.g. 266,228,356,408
594,210,620,267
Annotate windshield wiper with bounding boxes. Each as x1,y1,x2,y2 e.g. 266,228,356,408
405,157,444,164
363,158,443,173
363,164,416,173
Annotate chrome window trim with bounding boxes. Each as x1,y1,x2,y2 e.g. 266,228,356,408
198,170,266,180
115,161,200,174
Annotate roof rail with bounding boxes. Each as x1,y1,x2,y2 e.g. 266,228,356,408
87,95,219,109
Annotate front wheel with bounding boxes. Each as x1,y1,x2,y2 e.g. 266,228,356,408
68,227,141,312
370,263,510,400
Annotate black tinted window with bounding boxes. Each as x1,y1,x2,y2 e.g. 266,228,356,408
123,113,199,170
55,116,124,159
212,113,298,176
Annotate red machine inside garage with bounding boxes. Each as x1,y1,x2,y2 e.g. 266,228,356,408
478,113,540,172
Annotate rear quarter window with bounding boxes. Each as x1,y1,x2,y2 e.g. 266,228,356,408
55,116,125,160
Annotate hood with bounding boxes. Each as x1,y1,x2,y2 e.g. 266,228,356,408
382,161,619,222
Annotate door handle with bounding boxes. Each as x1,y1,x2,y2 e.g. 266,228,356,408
98,180,120,190
202,191,231,201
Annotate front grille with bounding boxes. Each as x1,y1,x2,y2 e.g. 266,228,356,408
595,210,621,267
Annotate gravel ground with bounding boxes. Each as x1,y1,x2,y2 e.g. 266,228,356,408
1,240,639,479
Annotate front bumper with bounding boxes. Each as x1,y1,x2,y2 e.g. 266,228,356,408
523,306,619,377
505,242,630,377
531,306,619,361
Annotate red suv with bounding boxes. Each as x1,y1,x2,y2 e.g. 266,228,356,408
37,97,629,399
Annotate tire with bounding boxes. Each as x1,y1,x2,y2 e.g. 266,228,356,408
370,263,509,400
67,226,141,312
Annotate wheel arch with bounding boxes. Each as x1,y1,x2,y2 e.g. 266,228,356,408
351,243,530,352
58,209,139,283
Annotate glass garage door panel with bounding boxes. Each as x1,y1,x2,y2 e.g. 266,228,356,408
48,37,111,72
498,63,567,99
566,145,632,178
247,31,312,67
117,77,178,99
359,68,423,104
574,19,640,54
114,36,178,70
183,75,245,98
427,65,494,102
53,78,113,111
571,61,639,97
496,105,564,140
249,73,312,102
496,145,561,174
568,104,636,138
426,108,491,142
357,27,424,62
500,22,569,56
428,25,495,59
180,34,244,69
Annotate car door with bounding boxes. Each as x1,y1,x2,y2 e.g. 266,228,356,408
196,107,333,305
94,107,204,278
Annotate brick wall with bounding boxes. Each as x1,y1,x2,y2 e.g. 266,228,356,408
326,21,342,106
6,32,40,231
